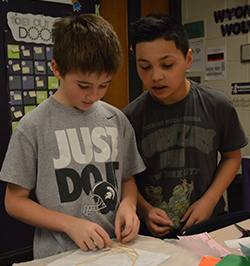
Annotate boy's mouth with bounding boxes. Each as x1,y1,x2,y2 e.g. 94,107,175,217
152,86,166,91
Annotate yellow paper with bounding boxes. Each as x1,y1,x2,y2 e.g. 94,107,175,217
23,50,30,57
37,65,45,72
14,94,22,101
14,111,23,118
34,47,42,54
37,93,45,100
11,46,19,53
13,64,21,72
29,91,36,97
22,67,30,74
37,80,44,87
52,82,58,88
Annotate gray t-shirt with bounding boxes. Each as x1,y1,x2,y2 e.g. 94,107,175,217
123,80,248,232
0,97,145,259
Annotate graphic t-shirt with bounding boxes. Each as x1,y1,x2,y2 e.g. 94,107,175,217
123,80,248,231
0,96,145,259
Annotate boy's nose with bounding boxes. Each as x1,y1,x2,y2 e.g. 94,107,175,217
86,89,98,102
151,69,164,81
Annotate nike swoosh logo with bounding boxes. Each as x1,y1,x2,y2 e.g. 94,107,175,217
106,114,116,119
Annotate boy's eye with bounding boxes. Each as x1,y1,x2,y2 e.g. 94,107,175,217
163,64,173,68
78,84,89,89
140,65,151,70
100,84,109,89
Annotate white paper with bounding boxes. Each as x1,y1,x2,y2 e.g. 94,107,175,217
47,247,170,266
205,46,227,80
188,39,204,72
7,12,60,45
225,236,250,249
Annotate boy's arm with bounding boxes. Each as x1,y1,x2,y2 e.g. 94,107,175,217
137,190,173,238
180,149,242,232
5,183,113,251
114,176,140,243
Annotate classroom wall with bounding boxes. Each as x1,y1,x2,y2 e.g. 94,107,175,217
182,0,250,157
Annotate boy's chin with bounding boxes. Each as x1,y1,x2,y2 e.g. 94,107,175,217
149,91,167,103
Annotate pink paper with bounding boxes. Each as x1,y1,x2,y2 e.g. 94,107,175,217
178,232,231,258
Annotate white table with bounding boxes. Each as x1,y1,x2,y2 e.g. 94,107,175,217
13,235,201,266
209,219,250,255
14,219,250,266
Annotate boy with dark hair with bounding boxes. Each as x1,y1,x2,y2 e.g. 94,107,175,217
123,14,248,238
0,14,145,259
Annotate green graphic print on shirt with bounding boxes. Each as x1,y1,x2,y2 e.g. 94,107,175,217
141,117,216,230
145,179,194,230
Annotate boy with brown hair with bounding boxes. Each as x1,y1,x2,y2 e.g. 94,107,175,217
123,14,248,238
0,14,145,259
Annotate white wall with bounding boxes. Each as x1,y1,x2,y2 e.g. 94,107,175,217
182,0,250,157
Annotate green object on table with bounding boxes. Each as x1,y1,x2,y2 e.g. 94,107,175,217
215,254,250,265
239,243,250,258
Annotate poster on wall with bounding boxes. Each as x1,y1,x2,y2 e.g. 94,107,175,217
187,39,204,72
205,46,226,80
5,12,60,133
232,82,250,95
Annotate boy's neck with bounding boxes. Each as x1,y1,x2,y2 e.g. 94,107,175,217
52,88,75,109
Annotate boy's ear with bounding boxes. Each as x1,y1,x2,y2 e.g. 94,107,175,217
186,48,193,70
51,60,62,80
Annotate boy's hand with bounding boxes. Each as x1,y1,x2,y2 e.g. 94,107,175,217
114,202,140,243
65,217,113,251
180,197,214,232
144,206,173,238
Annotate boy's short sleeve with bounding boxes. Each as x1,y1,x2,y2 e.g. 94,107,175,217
0,128,37,190
120,116,146,179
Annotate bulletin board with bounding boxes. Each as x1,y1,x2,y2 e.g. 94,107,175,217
5,14,59,133
4,1,99,135
0,0,98,166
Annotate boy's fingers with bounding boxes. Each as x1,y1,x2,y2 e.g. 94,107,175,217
84,238,98,250
121,217,139,243
114,218,123,241
77,242,89,252
180,206,194,223
97,230,113,248
114,208,140,242
121,219,133,236
91,235,107,250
